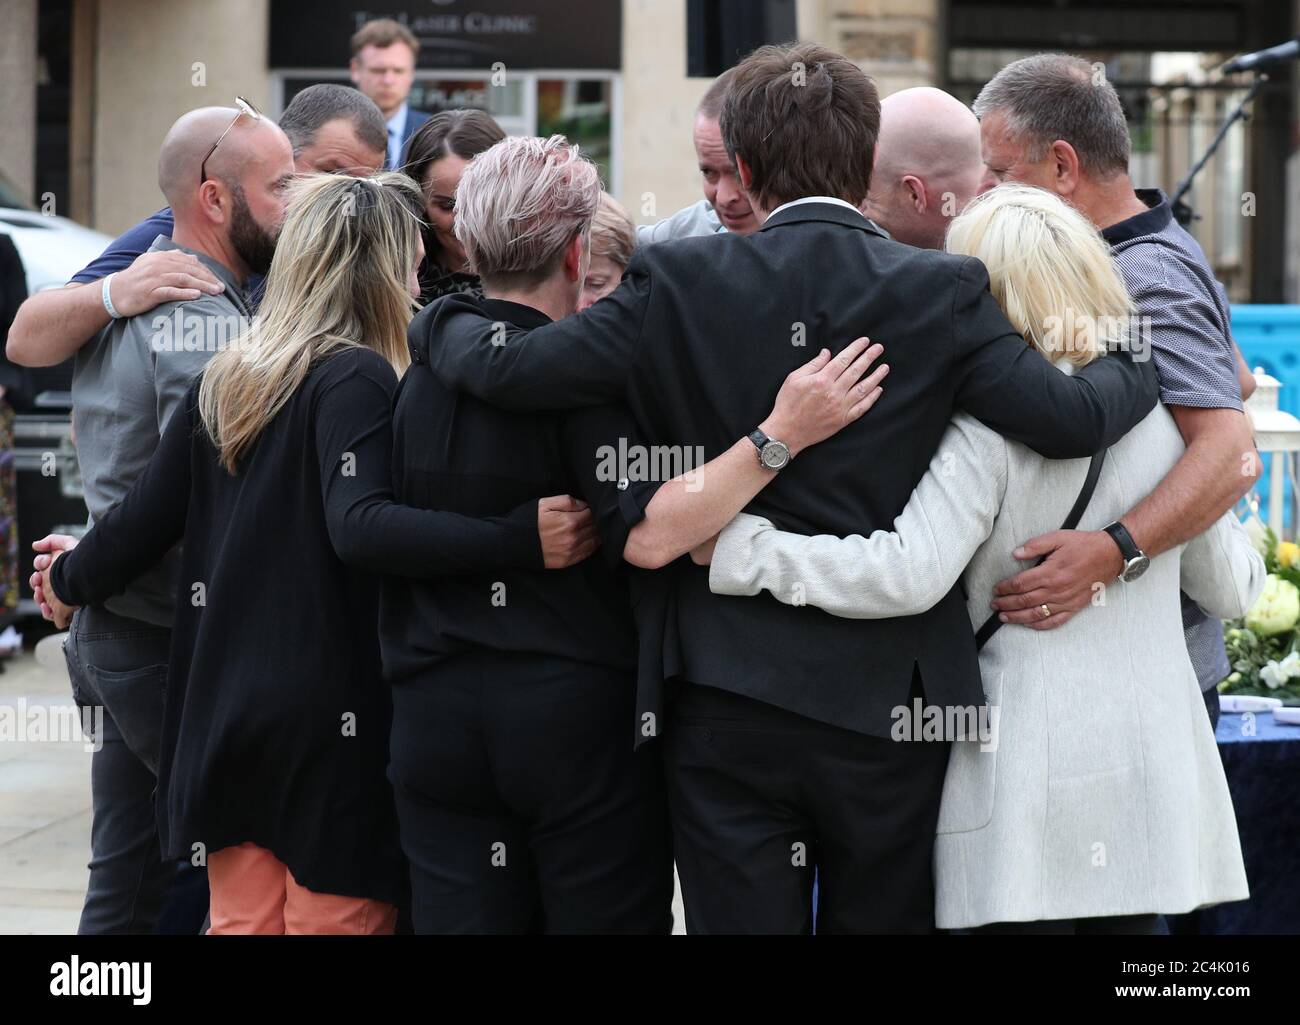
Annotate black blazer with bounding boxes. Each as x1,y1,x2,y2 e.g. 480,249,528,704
380,296,651,682
412,201,1160,739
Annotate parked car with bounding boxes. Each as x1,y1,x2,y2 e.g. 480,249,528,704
0,171,112,620
0,172,114,296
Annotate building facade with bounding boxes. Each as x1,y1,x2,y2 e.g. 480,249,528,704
3,0,1298,301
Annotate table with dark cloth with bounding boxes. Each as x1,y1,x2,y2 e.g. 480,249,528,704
1173,711,1300,935
810,710,1299,935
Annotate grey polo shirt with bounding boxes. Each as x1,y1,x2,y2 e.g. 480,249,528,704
635,198,725,246
634,197,891,246
71,235,251,627
1102,189,1242,691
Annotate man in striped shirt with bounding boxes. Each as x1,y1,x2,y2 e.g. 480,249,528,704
972,54,1258,729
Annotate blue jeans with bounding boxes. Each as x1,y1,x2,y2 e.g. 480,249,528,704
64,605,176,934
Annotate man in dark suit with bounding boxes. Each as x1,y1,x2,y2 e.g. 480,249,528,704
410,42,1160,934
348,17,430,170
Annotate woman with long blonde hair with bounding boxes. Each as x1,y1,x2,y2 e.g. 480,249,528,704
38,171,588,933
699,183,1263,932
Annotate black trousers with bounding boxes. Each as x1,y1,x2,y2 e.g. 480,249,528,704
665,680,951,934
388,649,673,934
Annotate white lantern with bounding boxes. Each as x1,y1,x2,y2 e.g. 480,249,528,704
1246,369,1300,531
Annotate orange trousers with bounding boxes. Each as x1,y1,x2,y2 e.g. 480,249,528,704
206,842,397,935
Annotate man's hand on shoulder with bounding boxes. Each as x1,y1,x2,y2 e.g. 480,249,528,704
109,250,225,318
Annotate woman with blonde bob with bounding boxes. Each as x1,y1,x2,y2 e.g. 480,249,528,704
578,192,636,310
384,135,677,934
699,183,1264,933
39,172,581,933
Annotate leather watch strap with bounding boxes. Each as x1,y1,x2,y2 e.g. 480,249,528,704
1103,521,1141,562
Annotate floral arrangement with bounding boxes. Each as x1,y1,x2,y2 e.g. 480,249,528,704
1221,519,1300,701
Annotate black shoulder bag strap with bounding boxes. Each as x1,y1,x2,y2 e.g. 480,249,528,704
973,449,1108,652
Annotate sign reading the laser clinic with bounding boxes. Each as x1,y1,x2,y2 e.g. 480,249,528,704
269,1,622,70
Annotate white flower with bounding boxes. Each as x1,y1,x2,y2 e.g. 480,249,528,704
1260,650,1300,689
1246,575,1300,636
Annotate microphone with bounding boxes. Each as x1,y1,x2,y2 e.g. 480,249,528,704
1222,37,1300,74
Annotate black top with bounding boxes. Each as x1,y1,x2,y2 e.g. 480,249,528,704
417,262,483,308
381,297,653,683
413,200,1161,740
51,346,544,903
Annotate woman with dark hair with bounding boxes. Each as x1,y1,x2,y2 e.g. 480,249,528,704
402,108,506,305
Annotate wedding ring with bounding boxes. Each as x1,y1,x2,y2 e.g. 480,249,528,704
1039,604,1053,620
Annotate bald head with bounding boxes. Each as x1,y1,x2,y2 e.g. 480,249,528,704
158,107,244,207
158,106,292,209
157,106,295,281
864,87,982,249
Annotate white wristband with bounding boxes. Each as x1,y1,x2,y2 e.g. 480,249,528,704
101,273,123,319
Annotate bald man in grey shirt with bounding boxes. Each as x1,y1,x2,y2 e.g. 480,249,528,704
47,105,293,934
73,237,252,626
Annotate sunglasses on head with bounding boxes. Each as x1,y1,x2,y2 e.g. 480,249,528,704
199,96,262,186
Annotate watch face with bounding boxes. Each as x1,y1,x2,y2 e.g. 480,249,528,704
761,440,791,470
1121,555,1151,583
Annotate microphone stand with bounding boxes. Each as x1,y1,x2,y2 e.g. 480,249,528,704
1170,72,1269,227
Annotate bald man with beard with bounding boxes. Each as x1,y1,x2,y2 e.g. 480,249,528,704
47,106,293,934
8,85,387,368
862,87,984,250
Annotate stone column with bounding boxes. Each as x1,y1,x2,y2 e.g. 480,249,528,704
91,0,270,234
0,0,38,204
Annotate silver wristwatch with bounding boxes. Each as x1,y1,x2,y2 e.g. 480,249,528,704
748,429,791,471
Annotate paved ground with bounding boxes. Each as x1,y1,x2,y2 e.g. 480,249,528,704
0,641,89,934
0,639,686,935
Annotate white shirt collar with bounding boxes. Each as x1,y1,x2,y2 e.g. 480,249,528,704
766,196,862,219
385,102,410,169
385,101,409,134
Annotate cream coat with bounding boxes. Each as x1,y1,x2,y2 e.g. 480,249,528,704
709,403,1262,928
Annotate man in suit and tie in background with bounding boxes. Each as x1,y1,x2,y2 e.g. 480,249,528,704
349,18,430,171
414,42,1159,934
